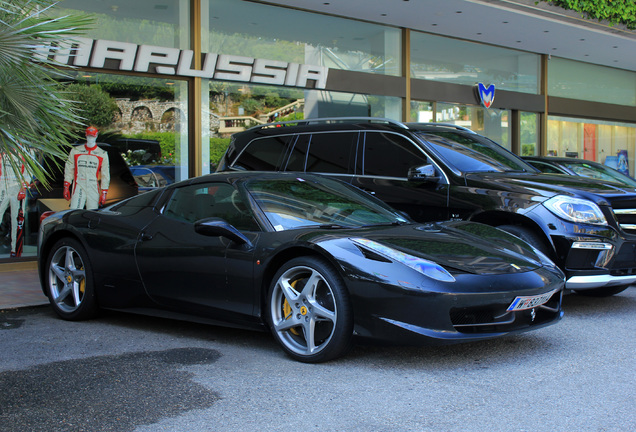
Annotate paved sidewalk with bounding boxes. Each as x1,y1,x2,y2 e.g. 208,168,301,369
0,261,48,310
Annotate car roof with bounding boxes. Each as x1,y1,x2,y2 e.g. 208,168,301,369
230,117,479,151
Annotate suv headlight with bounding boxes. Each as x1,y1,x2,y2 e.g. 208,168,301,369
543,195,607,226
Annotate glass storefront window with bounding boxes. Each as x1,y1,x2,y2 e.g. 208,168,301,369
410,101,511,150
410,31,540,94
0,72,189,260
548,116,636,177
201,0,401,76
72,72,190,184
548,116,636,176
521,112,539,156
548,58,636,107
203,79,401,174
51,0,190,49
410,101,435,123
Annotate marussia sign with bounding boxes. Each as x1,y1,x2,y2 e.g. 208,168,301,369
34,37,328,89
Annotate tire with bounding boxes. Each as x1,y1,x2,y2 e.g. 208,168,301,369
45,237,98,320
574,285,630,297
267,256,353,363
498,224,552,256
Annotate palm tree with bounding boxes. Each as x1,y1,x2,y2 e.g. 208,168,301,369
0,0,92,186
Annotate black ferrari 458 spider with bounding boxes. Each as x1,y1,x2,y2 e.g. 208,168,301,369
38,172,564,362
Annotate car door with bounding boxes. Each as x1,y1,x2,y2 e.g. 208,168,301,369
134,181,260,323
353,131,451,222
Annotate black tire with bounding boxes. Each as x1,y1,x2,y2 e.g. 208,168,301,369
267,256,353,363
574,285,630,297
498,224,552,256
44,237,98,320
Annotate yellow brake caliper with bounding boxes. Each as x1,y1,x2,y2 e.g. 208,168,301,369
283,279,301,336
79,266,85,297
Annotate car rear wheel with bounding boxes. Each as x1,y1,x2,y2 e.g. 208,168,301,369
45,238,98,320
267,256,353,363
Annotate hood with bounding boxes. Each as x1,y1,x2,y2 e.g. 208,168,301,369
465,172,636,204
348,221,548,275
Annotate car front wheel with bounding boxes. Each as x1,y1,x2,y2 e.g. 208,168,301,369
45,238,98,320
267,256,353,363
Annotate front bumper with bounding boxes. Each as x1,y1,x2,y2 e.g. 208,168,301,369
530,205,636,291
348,266,564,346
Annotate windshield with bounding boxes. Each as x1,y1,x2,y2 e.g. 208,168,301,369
245,176,408,231
563,161,636,187
415,131,537,174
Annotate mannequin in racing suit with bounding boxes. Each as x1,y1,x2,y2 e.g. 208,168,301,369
0,152,29,256
64,126,110,210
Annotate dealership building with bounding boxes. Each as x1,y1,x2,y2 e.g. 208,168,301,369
3,0,636,261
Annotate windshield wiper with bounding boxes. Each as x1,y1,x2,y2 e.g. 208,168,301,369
362,221,410,228
318,223,353,229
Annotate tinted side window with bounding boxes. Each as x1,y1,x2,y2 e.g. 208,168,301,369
302,132,358,174
164,183,259,231
233,136,292,171
363,132,427,177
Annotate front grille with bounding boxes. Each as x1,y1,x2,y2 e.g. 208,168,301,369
612,208,636,233
607,197,636,234
449,292,561,334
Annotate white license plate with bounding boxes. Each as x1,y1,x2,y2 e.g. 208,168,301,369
507,289,557,311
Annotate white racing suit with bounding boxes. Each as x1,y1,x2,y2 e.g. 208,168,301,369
0,153,28,255
64,144,110,210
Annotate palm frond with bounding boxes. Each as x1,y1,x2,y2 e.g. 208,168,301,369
0,0,93,187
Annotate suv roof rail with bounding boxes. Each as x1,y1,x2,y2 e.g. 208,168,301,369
407,122,476,134
247,116,409,131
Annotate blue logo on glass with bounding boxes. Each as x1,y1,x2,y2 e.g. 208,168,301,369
477,83,495,109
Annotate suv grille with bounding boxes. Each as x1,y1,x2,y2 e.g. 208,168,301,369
611,207,636,234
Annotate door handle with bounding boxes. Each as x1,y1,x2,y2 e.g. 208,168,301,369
140,232,153,241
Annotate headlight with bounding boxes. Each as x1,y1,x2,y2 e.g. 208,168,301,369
351,238,455,282
543,195,607,226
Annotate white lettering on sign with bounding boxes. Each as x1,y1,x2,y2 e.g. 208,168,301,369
35,38,328,89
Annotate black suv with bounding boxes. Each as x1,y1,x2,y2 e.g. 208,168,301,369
218,117,636,296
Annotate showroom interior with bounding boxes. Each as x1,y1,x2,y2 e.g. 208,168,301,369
2,0,636,262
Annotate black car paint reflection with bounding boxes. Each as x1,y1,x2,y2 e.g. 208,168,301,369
38,172,564,362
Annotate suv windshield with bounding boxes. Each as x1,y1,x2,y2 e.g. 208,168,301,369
563,161,636,187
416,131,536,174
245,176,408,231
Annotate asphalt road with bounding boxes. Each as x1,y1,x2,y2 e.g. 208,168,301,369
1,288,634,432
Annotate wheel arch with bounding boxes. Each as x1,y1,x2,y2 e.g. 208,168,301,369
38,229,87,290
257,246,347,320
469,210,555,254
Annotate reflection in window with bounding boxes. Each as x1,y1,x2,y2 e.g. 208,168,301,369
548,58,636,106
203,0,401,76
410,31,539,94
436,102,511,150
51,0,190,48
302,132,358,175
363,132,427,177
164,183,259,230
246,176,403,231
548,116,636,177
66,71,189,184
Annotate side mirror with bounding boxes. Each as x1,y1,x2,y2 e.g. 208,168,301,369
407,164,439,182
194,217,252,247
